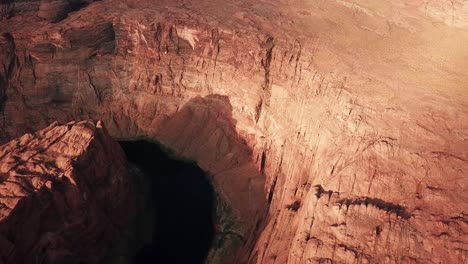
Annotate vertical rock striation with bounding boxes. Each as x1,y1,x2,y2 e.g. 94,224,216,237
0,0,467,263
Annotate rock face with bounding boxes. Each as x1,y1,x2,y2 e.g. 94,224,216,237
38,0,96,22
0,0,14,20
37,0,71,22
0,0,467,263
0,121,136,264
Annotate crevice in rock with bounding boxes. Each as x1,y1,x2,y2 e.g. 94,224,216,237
337,197,412,220
261,36,274,91
260,150,267,175
286,200,301,212
0,0,14,20
68,0,92,12
314,184,337,201
0,32,16,114
267,175,277,205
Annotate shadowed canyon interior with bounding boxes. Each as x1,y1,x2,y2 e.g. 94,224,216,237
0,0,467,263
119,140,215,264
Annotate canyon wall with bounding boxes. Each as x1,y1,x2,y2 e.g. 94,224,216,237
0,0,467,263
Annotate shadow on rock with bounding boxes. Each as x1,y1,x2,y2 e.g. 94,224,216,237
152,94,268,264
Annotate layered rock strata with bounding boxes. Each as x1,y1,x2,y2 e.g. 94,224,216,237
0,0,467,263
0,120,136,264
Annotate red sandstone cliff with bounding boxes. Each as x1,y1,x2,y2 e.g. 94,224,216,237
0,120,136,264
0,0,467,263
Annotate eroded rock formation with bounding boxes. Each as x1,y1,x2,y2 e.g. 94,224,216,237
0,122,135,263
0,0,467,263
0,120,136,263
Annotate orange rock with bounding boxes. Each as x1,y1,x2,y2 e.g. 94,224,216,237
0,1,467,263
0,121,136,264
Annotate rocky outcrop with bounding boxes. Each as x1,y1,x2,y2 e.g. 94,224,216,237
0,0,467,263
37,0,96,22
0,0,95,22
37,0,71,22
0,120,136,264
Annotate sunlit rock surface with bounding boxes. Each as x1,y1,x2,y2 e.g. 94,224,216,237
0,0,467,263
0,121,136,264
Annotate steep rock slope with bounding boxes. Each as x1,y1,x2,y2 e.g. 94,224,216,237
0,121,136,264
0,0,467,263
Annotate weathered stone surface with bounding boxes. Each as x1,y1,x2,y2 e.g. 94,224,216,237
37,0,96,22
0,0,467,263
0,32,15,112
0,120,136,264
1,0,95,22
38,0,71,22
0,0,14,20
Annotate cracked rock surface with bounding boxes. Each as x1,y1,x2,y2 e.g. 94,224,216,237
0,121,136,264
0,0,467,263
